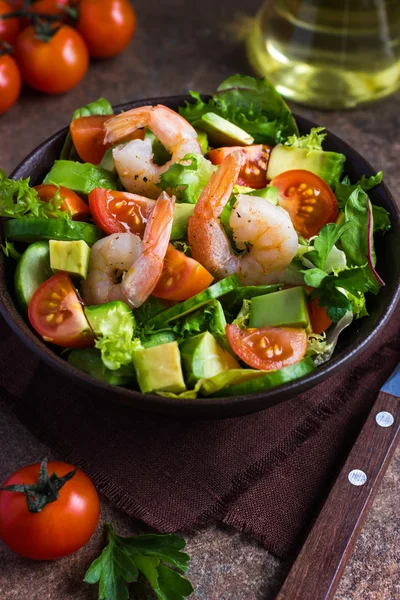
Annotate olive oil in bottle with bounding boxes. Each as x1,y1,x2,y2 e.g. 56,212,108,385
247,0,400,108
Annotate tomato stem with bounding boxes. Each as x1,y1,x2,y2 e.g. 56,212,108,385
0,458,77,513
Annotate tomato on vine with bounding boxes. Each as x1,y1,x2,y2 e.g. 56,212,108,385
0,51,21,114
0,0,20,44
77,0,136,59
14,24,89,94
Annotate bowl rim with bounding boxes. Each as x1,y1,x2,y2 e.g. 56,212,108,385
1,95,400,418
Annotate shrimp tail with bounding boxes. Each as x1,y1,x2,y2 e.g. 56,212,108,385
104,105,153,143
121,191,175,307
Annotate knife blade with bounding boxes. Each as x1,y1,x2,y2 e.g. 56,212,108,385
276,365,400,600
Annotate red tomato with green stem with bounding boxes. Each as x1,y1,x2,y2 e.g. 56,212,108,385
0,52,21,114
28,272,94,348
14,24,89,94
208,145,272,189
29,0,71,16
271,170,339,238
152,245,214,302
35,184,90,220
89,188,155,236
77,0,136,59
0,459,100,560
226,324,307,371
0,0,20,44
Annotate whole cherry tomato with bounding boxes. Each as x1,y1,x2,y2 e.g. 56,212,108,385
14,24,89,94
77,0,136,59
0,0,20,44
29,0,71,17
0,53,21,114
0,459,100,560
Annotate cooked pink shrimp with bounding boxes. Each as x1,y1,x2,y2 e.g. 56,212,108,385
82,191,175,308
104,104,202,198
188,152,298,284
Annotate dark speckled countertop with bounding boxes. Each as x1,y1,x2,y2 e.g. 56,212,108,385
0,0,399,598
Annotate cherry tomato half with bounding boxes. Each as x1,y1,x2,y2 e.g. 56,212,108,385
226,324,307,371
0,53,21,114
308,297,332,334
208,145,272,189
70,115,113,164
77,0,136,59
0,460,100,560
89,188,155,236
0,0,20,44
14,25,89,94
28,272,94,348
271,170,339,238
35,184,90,220
152,244,214,302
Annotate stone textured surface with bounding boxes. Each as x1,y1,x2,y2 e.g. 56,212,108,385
0,0,399,598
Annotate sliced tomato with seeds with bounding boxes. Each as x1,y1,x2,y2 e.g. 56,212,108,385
35,185,90,221
152,244,214,302
28,273,94,349
271,170,338,238
89,188,155,236
226,324,307,371
208,145,272,189
308,297,332,334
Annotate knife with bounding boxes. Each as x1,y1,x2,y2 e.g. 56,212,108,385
276,365,400,600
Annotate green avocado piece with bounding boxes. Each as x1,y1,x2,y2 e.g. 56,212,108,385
249,286,310,329
180,331,239,387
68,348,135,385
171,203,195,239
221,284,281,315
43,160,117,194
132,341,186,394
84,301,135,337
196,112,254,147
266,145,346,188
49,239,90,279
196,129,209,154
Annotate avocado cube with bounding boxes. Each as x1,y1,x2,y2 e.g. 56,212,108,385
249,286,309,329
180,331,239,387
132,341,186,394
195,113,254,147
49,239,90,279
171,203,195,240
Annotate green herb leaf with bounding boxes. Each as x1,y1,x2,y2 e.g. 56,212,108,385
0,170,71,220
284,127,326,151
334,171,383,209
1,239,21,260
179,75,298,145
304,222,351,270
158,153,216,204
372,205,391,233
84,524,193,600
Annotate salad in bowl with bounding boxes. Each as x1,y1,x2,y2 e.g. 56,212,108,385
0,76,392,401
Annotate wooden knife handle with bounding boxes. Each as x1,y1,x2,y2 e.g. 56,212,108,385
276,391,400,600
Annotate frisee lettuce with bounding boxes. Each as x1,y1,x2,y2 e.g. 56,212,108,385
179,75,298,145
84,524,193,600
157,153,216,204
0,170,71,220
284,127,327,151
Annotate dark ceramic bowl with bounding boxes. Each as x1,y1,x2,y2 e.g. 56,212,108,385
1,96,400,418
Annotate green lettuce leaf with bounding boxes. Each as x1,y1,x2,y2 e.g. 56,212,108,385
84,524,193,600
157,153,216,203
304,222,351,270
372,205,391,233
61,97,113,161
284,127,326,151
0,170,71,220
334,171,383,210
179,75,298,145
1,239,21,260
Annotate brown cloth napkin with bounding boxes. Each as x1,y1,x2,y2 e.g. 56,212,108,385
1,307,399,559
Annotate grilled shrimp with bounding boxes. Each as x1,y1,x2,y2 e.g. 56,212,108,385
82,191,175,308
188,151,298,284
104,104,202,198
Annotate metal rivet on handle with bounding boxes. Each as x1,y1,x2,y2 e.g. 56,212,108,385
375,411,394,428
348,469,367,486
